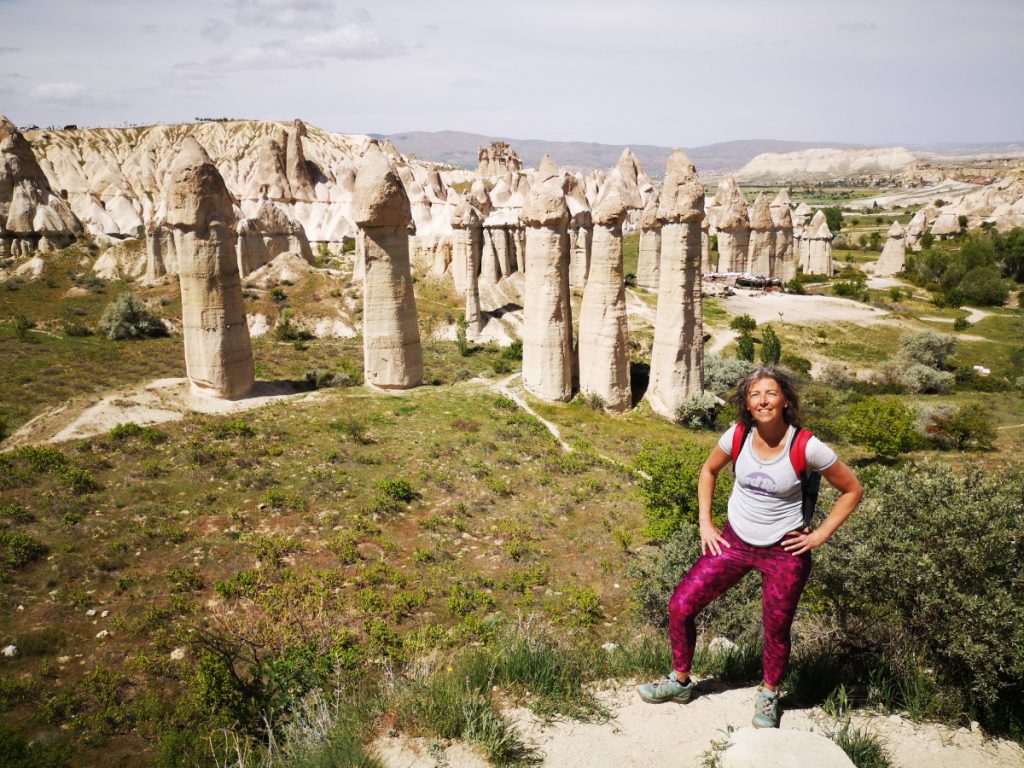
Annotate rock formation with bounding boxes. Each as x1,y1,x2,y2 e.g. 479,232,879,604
772,203,795,282
715,176,750,273
351,143,423,389
522,155,573,402
478,141,523,177
236,198,313,277
748,193,775,277
735,146,917,184
930,210,960,237
803,210,833,275
578,170,630,412
874,220,906,276
636,190,661,289
565,174,592,289
701,215,713,274
1,115,82,258
769,188,792,219
451,198,483,335
647,150,704,419
166,138,254,399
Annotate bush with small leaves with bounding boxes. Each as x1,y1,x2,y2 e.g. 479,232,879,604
759,324,781,365
819,361,852,389
736,329,754,362
704,354,754,395
675,392,721,430
900,363,953,394
99,293,167,340
635,442,729,540
924,403,995,451
0,529,48,578
838,396,918,457
898,331,956,370
729,314,757,333
376,477,416,503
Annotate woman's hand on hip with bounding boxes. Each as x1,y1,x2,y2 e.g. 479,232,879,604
782,528,825,556
699,520,731,557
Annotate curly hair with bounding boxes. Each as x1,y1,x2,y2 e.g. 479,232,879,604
733,366,804,430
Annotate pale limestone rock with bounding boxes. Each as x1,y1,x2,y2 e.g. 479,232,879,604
451,199,483,334
769,188,791,217
353,143,423,389
647,150,704,419
477,141,522,177
930,210,960,237
637,190,661,289
701,216,713,274
748,193,774,277
167,138,254,399
1,115,82,255
522,155,573,402
773,204,795,282
803,209,834,275
875,220,906,276
905,209,928,251
715,175,749,273
236,198,313,277
721,727,855,768
613,148,647,211
578,170,630,412
565,174,593,288
792,201,813,228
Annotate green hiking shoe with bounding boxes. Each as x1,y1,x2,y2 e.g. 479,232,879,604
637,671,695,704
752,687,780,728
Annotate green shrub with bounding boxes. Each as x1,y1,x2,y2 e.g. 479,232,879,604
675,392,721,429
900,363,953,394
924,403,996,451
959,266,1008,306
814,462,1024,724
729,314,757,333
759,324,781,365
98,293,167,340
703,354,753,395
60,467,99,494
838,397,917,457
0,529,48,576
207,419,256,439
898,331,956,370
12,314,34,342
375,477,416,503
634,442,728,540
735,329,754,362
12,445,68,473
500,338,523,361
952,316,970,331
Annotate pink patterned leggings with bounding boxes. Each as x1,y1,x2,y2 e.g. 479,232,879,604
668,523,811,687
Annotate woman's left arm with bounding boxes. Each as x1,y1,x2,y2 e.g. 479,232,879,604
782,460,864,556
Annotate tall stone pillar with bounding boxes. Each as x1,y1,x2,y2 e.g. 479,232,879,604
167,138,254,399
522,156,573,402
875,220,906,277
480,227,501,285
715,176,750,273
568,225,592,288
451,200,484,335
748,193,775,277
701,217,713,274
636,190,661,289
578,173,631,412
804,210,834,276
773,204,795,282
352,143,423,389
646,150,704,420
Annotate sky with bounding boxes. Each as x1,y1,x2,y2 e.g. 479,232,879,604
1,0,1022,148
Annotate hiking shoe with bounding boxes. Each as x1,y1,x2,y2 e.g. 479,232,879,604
637,671,695,704
752,687,780,728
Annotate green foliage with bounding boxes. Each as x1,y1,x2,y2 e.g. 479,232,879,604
888,287,903,301
0,529,48,577
634,442,727,540
822,206,844,234
108,422,164,445
455,315,470,356
207,419,256,439
729,313,757,333
735,329,754,362
924,403,996,451
375,477,416,503
99,293,167,340
959,266,1008,306
898,331,956,370
500,338,523,361
814,462,1024,721
704,354,754,395
675,392,721,429
838,397,918,457
900,363,953,394
759,324,781,365
564,586,603,628
12,313,35,342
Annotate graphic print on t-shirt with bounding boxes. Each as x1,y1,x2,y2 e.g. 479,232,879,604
742,471,778,496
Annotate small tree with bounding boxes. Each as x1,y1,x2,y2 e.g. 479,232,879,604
839,396,918,458
729,314,757,333
760,324,781,365
869,231,882,251
99,293,167,340
455,315,470,356
736,329,755,362
635,442,729,540
822,206,844,234
898,331,956,370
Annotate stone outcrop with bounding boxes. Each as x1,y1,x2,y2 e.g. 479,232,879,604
772,204,795,282
236,197,313,277
874,220,906,276
1,115,83,258
802,209,833,275
735,146,916,184
636,190,661,289
451,198,483,335
352,143,423,389
166,138,254,399
578,170,630,412
522,155,573,402
564,174,592,288
720,727,855,768
478,141,523,177
930,210,960,237
715,176,750,273
647,149,704,419
748,193,774,277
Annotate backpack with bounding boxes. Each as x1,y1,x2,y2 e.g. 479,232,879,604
731,424,822,530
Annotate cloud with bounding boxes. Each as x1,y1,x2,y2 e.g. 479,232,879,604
32,82,92,102
232,0,336,29
837,21,879,33
0,46,21,54
201,18,232,43
301,23,405,60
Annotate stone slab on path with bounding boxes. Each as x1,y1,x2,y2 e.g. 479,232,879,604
721,727,854,768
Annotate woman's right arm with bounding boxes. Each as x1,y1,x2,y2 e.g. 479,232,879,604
698,445,733,556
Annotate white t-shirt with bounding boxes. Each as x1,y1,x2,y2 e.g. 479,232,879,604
718,424,837,546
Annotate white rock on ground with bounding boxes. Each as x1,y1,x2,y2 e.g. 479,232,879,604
720,727,855,768
166,137,255,400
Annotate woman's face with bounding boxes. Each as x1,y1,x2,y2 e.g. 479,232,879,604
746,377,788,427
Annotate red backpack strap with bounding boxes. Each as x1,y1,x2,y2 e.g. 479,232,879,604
789,428,813,478
730,423,747,468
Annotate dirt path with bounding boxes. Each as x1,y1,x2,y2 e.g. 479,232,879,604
375,683,1024,768
493,373,571,452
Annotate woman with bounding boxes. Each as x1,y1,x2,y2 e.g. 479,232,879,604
637,367,863,728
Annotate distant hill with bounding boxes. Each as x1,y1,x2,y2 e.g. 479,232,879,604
380,131,863,177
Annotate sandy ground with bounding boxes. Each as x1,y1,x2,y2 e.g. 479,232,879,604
4,377,322,448
920,306,991,325
717,290,890,326
374,684,1024,768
